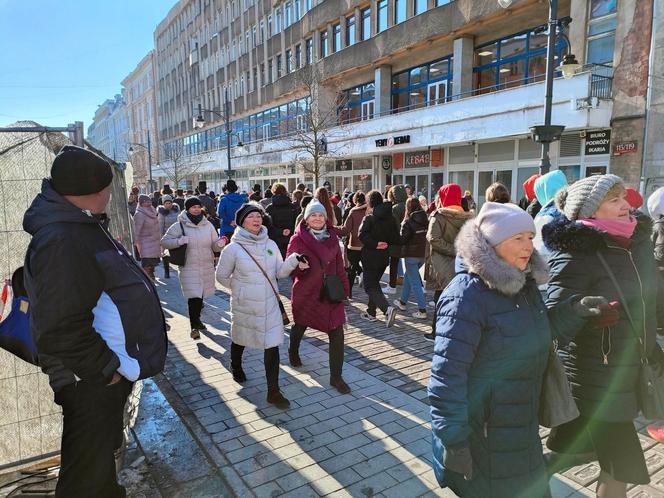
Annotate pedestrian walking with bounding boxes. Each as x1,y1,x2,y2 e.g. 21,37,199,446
173,189,186,210
543,174,659,495
386,185,407,294
162,196,227,339
287,201,351,394
260,188,273,208
424,183,473,340
295,194,314,227
197,183,217,215
314,187,338,226
428,201,596,498
217,179,247,239
292,189,304,217
250,183,262,202
216,202,306,409
157,194,180,278
358,190,400,326
23,145,167,498
518,173,541,216
393,198,428,318
133,194,162,280
335,191,367,297
151,190,161,208
485,182,510,203
127,186,139,216
461,190,476,212
533,170,568,262
266,183,297,258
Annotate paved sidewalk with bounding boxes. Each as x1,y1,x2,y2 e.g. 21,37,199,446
152,267,664,498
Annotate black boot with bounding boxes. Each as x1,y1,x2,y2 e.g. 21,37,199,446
266,387,290,409
163,256,170,278
231,364,247,383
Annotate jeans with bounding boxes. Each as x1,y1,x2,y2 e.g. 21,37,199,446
188,297,203,329
54,379,133,498
400,257,426,311
363,265,389,316
290,324,345,378
231,342,280,388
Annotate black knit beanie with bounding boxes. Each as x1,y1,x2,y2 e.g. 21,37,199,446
51,145,113,196
235,202,264,227
185,196,202,210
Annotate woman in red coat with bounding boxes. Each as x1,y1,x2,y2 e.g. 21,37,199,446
286,200,351,394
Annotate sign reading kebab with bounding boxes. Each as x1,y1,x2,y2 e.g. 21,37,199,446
585,130,611,155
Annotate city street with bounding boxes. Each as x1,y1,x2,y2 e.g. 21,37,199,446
119,266,664,498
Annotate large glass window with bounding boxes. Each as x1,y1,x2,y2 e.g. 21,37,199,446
391,56,453,112
320,30,329,57
436,0,451,4
415,0,428,15
338,82,376,124
295,44,302,68
306,38,313,64
395,0,407,24
286,49,292,73
275,6,282,33
377,0,388,33
361,8,371,40
347,14,356,46
587,0,617,64
473,27,568,93
304,0,312,13
333,23,342,52
284,1,292,27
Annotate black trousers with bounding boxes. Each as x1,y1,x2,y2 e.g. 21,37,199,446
231,342,280,389
431,289,443,334
54,379,133,498
162,255,170,277
389,256,401,287
346,250,362,298
290,324,344,378
363,265,389,316
188,297,203,328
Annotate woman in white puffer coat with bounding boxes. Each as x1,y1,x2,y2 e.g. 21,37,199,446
216,202,308,409
162,197,226,339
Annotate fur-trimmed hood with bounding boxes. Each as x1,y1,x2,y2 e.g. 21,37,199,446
542,212,653,253
455,220,548,296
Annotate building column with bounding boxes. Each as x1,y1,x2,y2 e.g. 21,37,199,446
340,15,348,48
370,0,378,38
569,0,588,64
374,65,392,116
354,7,361,43
452,36,474,98
387,0,395,27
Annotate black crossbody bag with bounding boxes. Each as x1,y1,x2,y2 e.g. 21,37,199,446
168,222,187,266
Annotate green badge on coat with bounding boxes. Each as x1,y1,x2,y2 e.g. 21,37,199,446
267,248,274,256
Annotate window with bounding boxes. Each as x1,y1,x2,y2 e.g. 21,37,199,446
473,27,568,93
259,20,265,42
436,0,451,5
252,67,258,91
346,15,356,46
284,1,292,27
261,63,266,85
333,23,341,52
268,59,273,83
395,0,407,24
277,54,283,77
296,43,302,68
415,0,428,14
338,81,376,124
252,26,257,47
245,30,250,51
320,30,329,57
304,0,312,13
361,8,371,40
286,49,293,73
295,0,301,20
306,38,313,64
275,7,282,33
377,0,388,33
268,15,272,36
587,0,617,64
391,56,453,112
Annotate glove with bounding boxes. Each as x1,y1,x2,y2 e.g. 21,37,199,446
572,296,620,328
177,236,189,245
443,445,473,481
588,302,621,329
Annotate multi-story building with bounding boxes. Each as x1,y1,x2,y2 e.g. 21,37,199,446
152,0,659,203
86,93,130,163
122,51,160,190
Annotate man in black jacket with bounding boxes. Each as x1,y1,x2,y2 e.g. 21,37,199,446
23,145,167,498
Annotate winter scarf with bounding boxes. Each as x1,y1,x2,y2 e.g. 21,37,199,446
186,212,204,225
308,226,330,241
577,216,637,240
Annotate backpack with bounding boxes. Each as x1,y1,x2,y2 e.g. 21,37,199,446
0,267,39,365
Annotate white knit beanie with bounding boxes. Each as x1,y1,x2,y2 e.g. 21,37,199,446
647,187,664,219
475,202,536,246
555,174,623,220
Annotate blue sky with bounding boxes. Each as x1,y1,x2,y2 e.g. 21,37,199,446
0,0,175,128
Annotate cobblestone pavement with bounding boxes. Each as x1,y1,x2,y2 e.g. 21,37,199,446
152,266,664,498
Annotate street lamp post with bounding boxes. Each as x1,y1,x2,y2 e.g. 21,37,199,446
195,88,243,179
498,0,580,175
128,130,154,191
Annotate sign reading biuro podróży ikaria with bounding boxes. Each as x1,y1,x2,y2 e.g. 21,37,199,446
585,130,611,155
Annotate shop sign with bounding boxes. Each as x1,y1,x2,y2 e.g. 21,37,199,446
335,159,352,171
381,156,392,171
585,130,611,155
613,141,638,156
375,135,411,147
405,151,430,168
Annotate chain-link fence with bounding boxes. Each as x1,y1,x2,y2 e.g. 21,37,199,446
0,121,136,469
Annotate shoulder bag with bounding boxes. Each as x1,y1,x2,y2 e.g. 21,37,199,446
598,252,664,419
168,222,188,266
237,244,290,325
314,253,345,303
539,340,580,428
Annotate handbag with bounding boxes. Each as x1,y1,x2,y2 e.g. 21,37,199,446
539,341,580,428
315,255,345,303
168,222,187,266
597,252,664,419
237,244,290,325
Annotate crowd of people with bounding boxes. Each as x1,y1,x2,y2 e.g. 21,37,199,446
19,143,664,498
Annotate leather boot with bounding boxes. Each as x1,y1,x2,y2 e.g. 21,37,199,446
163,256,170,278
288,348,302,367
266,387,290,409
330,376,351,394
231,361,247,383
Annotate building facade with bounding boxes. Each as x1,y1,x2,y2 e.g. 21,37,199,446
150,0,659,203
86,94,130,163
122,51,160,190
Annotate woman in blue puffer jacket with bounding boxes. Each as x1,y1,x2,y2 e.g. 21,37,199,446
428,202,597,498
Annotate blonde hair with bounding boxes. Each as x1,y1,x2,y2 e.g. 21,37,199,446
603,183,626,201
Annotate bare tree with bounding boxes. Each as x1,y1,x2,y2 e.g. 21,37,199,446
288,62,348,187
158,141,204,189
